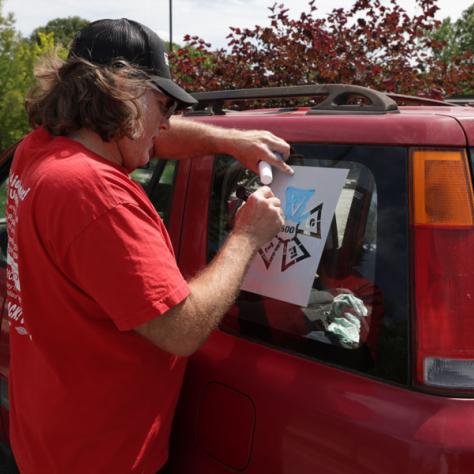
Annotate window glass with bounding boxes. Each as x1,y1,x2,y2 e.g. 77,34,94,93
131,159,178,224
130,159,159,188
208,145,409,385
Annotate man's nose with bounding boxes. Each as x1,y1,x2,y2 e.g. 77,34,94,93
159,117,171,131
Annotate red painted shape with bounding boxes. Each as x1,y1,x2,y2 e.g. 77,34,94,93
196,382,255,470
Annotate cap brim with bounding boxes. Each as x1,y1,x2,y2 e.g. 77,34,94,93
150,76,198,107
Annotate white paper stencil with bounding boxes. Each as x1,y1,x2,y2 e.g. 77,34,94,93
241,166,349,306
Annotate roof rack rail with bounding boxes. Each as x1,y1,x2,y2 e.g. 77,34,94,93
387,93,456,107
445,96,474,106
188,84,399,116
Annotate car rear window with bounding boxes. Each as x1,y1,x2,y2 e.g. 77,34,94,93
208,144,410,386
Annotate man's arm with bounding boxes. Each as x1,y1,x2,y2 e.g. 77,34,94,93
135,186,284,356
154,117,293,177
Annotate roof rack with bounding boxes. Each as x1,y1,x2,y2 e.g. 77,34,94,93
188,84,399,116
387,93,455,107
445,96,474,106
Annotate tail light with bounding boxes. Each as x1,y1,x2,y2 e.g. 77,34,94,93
411,149,474,394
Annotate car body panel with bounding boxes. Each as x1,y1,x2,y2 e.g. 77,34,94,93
171,330,474,474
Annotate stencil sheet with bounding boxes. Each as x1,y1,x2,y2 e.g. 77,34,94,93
241,165,349,306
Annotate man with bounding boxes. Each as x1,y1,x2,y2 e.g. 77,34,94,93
6,18,291,473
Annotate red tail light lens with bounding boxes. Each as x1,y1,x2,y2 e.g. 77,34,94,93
411,149,474,393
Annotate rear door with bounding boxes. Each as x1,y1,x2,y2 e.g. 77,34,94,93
170,141,415,474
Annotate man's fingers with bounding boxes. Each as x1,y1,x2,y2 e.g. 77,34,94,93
251,186,274,199
268,197,281,208
258,138,294,177
274,206,285,225
249,189,284,222
260,132,290,160
234,182,286,247
228,128,295,178
272,158,294,177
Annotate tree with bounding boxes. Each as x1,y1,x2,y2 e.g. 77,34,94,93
171,0,473,101
30,16,89,48
431,3,474,94
432,4,474,60
457,4,474,54
0,1,33,149
0,1,56,150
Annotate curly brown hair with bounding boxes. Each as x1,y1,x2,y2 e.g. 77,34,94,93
26,51,153,142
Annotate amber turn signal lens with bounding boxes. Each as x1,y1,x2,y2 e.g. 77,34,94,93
412,149,474,226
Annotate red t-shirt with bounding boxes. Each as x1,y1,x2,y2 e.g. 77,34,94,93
6,128,190,473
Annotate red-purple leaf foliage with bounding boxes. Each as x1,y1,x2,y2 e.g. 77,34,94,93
170,0,473,104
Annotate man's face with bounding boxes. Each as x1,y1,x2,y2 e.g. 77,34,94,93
115,88,174,172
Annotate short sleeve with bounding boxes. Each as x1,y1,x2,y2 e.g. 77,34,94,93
63,203,190,330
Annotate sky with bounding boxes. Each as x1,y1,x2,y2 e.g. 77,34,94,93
3,0,473,49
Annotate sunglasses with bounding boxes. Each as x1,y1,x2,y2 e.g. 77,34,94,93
153,90,178,120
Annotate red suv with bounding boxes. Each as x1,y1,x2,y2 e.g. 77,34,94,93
0,84,473,473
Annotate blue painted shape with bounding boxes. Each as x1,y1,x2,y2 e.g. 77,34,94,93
284,187,315,224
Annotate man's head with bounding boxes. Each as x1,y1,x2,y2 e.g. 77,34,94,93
69,18,196,107
26,19,196,143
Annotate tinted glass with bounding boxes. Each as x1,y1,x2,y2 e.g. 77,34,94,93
131,159,178,224
130,159,160,188
208,145,409,385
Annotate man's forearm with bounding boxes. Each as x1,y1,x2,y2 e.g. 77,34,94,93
181,232,257,338
154,117,293,176
135,231,258,356
154,117,233,160
186,231,259,326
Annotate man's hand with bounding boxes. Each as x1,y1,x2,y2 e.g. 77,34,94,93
233,186,285,249
223,129,293,177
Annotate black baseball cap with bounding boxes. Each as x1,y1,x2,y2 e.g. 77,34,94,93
69,18,197,107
